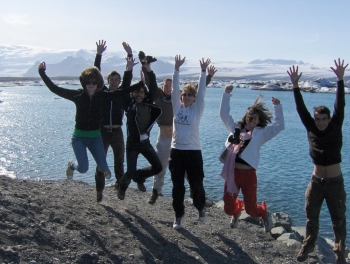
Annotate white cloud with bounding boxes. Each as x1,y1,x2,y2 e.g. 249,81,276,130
3,13,30,25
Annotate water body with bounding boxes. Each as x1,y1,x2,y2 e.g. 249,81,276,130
0,84,349,240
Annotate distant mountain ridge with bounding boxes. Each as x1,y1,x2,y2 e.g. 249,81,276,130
0,45,342,80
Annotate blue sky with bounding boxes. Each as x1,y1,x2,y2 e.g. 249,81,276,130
1,0,350,67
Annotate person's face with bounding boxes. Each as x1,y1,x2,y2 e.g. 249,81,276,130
108,75,121,91
181,92,196,107
85,79,98,95
314,112,331,131
245,114,260,128
162,80,172,96
132,87,146,103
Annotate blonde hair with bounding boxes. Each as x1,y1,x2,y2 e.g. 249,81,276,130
181,84,197,97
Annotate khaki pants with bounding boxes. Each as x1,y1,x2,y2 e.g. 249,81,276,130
303,174,347,257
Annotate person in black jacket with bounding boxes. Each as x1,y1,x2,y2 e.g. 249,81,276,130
117,60,163,200
288,58,348,263
38,61,144,184
93,40,138,202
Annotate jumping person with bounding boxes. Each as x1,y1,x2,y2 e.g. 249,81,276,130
38,61,144,183
170,55,211,229
288,59,348,263
117,60,163,200
93,40,137,202
140,62,217,204
219,85,284,232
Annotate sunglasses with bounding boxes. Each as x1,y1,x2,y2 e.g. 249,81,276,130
181,93,194,97
86,80,98,85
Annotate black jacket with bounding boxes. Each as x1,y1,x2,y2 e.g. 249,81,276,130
94,54,132,127
38,68,144,131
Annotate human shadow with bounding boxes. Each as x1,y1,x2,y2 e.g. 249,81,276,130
175,228,256,264
101,205,200,263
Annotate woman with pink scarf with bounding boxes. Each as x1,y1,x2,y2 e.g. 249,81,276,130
219,85,284,232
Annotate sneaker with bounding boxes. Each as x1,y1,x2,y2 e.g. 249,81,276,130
262,211,272,232
198,209,205,222
117,187,126,200
96,191,103,203
104,169,111,180
296,246,314,262
137,182,146,192
147,189,159,204
230,212,241,228
173,217,182,230
66,160,74,179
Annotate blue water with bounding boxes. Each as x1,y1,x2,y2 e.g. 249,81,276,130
0,85,349,240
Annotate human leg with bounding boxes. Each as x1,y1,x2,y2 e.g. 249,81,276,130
152,135,171,193
185,150,206,216
136,139,163,183
169,148,186,219
71,136,89,173
238,169,265,218
118,140,140,199
110,127,125,185
324,175,347,260
297,175,324,262
95,129,111,193
87,136,109,174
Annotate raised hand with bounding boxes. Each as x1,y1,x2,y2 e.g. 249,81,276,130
272,97,281,105
330,58,348,81
38,62,46,71
200,58,211,71
122,42,132,55
140,70,145,84
207,65,217,76
96,40,107,55
225,85,233,94
287,65,302,88
126,57,139,71
174,55,186,71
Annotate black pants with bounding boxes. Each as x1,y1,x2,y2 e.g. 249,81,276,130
95,127,125,192
169,148,206,218
303,174,347,257
119,138,162,191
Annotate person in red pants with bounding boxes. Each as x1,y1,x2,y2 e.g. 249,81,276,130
219,85,284,232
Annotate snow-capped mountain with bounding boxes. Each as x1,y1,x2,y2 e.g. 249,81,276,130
0,45,343,81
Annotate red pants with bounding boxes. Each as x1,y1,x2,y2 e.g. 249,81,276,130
223,168,267,219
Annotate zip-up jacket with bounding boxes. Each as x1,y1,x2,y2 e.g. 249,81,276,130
38,68,144,131
94,54,133,127
125,70,162,142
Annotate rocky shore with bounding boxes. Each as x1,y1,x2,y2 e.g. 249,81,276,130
0,175,343,263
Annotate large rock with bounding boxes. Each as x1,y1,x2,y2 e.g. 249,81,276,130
270,226,286,239
272,212,292,232
291,226,306,240
277,233,301,248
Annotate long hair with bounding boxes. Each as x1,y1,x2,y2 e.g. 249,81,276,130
237,94,273,128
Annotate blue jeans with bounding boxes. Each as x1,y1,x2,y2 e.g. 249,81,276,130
119,138,162,191
71,135,109,174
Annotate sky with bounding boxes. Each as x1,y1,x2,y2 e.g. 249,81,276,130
1,0,350,67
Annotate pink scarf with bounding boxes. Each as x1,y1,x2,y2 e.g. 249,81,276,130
221,129,252,196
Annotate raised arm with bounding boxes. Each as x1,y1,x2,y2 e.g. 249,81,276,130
195,58,211,111
287,65,313,129
38,62,78,101
206,65,217,86
94,40,107,71
220,85,238,132
330,58,348,124
171,55,186,109
142,62,158,101
260,97,284,143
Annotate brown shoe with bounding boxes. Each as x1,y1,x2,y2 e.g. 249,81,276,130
96,191,103,203
296,245,314,262
147,189,159,204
